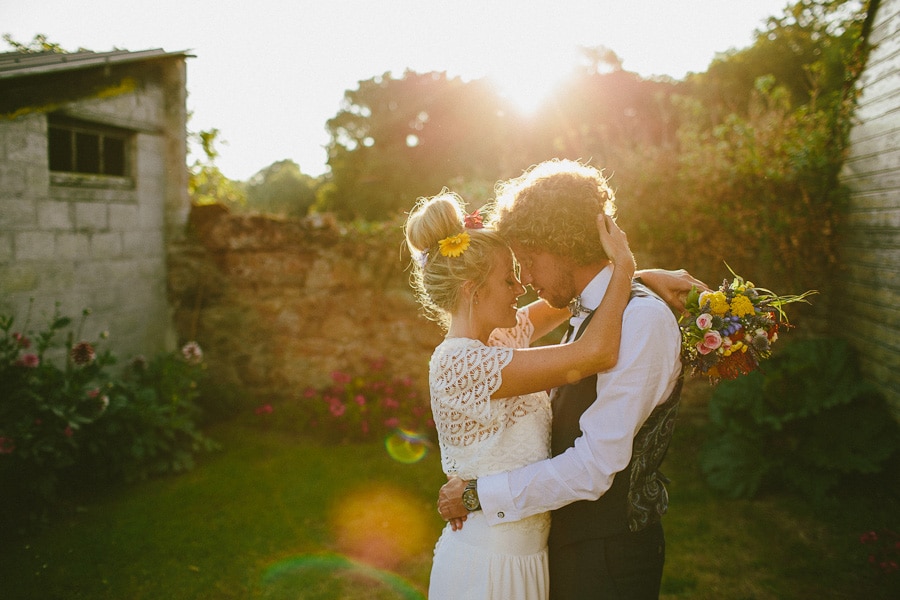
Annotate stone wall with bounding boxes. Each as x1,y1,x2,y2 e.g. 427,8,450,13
168,205,443,404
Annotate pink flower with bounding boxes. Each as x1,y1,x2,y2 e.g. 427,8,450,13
71,341,96,365
354,394,366,406
331,371,352,385
382,397,400,409
181,341,203,365
303,387,317,398
0,436,15,454
255,404,274,415
384,417,400,428
12,332,30,348
15,353,40,368
695,313,713,330
702,330,723,351
88,388,110,413
696,342,714,356
464,209,484,229
329,402,346,417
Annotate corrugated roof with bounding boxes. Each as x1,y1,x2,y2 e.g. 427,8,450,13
0,48,193,80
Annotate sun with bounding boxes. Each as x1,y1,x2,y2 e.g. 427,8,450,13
486,62,571,116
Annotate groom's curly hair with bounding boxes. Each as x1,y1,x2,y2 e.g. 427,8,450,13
488,159,617,266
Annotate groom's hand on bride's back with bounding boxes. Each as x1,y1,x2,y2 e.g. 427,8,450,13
438,476,469,531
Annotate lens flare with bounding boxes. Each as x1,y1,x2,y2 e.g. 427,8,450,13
384,429,430,464
260,553,425,599
329,482,433,570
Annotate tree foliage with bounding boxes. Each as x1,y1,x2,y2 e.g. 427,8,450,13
244,159,318,217
320,70,524,220
2,33,72,54
187,128,246,208
613,0,868,321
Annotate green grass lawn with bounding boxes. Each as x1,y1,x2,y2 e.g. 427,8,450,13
1,380,897,599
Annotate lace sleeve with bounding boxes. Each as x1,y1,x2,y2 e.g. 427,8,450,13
430,340,514,430
488,306,534,350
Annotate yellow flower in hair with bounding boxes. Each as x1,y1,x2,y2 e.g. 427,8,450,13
438,232,470,257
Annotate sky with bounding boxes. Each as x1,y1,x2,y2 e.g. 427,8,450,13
3,0,791,181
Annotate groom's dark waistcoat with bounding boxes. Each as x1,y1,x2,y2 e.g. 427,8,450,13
548,284,682,548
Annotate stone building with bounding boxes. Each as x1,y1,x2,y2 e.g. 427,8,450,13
838,0,900,416
0,48,191,359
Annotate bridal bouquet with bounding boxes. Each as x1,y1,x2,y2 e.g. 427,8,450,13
679,268,816,383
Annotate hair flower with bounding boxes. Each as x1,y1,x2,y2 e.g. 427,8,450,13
414,248,429,268
438,232,471,257
463,209,484,229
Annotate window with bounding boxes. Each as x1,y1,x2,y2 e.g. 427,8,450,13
48,115,132,177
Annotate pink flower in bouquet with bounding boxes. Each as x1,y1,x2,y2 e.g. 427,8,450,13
696,313,713,330
702,330,723,351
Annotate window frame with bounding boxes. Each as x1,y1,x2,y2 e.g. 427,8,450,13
47,114,135,188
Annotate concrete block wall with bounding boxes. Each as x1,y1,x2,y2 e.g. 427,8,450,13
0,62,187,361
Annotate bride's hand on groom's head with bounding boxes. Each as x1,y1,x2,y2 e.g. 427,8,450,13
597,214,635,275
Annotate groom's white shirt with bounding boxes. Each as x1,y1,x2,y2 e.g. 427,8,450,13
478,265,682,525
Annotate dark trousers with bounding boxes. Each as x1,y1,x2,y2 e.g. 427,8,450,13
549,522,665,600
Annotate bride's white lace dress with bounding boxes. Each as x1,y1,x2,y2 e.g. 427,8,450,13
428,307,551,600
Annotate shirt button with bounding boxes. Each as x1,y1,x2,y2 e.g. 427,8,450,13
497,512,505,519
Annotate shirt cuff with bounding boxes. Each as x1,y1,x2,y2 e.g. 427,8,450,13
478,471,518,525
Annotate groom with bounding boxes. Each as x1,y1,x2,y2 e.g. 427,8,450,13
439,159,684,599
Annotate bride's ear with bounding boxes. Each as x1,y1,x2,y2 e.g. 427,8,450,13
461,280,478,305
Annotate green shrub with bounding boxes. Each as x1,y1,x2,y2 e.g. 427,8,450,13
700,338,899,501
0,304,216,519
76,346,219,484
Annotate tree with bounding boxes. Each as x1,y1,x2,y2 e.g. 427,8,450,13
244,159,317,217
2,33,71,54
187,128,245,208
682,0,865,117
531,67,679,166
614,0,870,319
321,70,523,220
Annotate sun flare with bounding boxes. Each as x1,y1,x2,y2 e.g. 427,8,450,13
487,63,571,116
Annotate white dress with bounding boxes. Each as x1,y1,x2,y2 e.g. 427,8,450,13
427,308,552,600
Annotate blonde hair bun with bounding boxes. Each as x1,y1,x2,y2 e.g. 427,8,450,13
405,191,465,255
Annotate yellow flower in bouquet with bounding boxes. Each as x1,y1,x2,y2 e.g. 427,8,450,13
679,266,817,383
